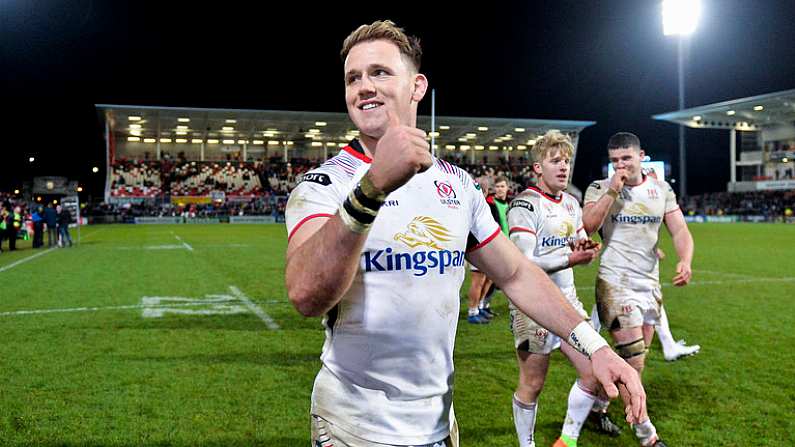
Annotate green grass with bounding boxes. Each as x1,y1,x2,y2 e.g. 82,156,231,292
0,223,793,446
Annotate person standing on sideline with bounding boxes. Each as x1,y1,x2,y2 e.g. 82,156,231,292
44,203,58,248
57,205,73,247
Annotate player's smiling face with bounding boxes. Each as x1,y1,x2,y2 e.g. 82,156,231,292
534,150,570,194
608,146,645,182
344,39,426,144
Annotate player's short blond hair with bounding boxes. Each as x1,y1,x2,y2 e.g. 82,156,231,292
340,20,422,72
531,130,574,163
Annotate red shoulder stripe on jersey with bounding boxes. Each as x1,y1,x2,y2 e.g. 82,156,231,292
467,227,501,253
509,226,536,235
343,145,372,163
288,213,334,242
664,207,681,215
577,226,585,233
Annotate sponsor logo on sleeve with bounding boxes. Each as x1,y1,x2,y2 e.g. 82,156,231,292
301,173,331,186
510,199,534,212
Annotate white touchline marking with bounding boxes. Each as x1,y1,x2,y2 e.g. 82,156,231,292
170,231,194,251
694,269,756,280
0,299,288,317
229,285,280,330
116,244,185,250
113,244,251,250
0,248,57,274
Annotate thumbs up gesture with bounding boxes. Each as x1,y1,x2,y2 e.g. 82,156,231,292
367,109,432,194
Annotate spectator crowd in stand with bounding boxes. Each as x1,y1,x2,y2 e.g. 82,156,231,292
75,156,795,222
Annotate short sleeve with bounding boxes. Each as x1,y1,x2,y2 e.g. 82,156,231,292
507,197,538,237
584,180,606,204
285,169,347,241
662,181,679,214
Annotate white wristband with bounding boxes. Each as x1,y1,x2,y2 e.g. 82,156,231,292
568,321,609,358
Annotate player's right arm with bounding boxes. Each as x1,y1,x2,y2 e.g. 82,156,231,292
582,170,626,234
285,113,431,317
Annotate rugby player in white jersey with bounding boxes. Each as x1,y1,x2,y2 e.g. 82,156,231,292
582,132,696,447
506,131,618,447
284,20,646,447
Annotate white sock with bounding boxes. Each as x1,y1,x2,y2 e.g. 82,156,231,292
633,419,658,446
468,307,480,317
512,394,537,447
655,306,676,355
561,382,596,439
590,303,601,332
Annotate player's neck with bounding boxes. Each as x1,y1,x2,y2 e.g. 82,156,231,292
538,180,563,197
625,173,645,187
358,135,377,159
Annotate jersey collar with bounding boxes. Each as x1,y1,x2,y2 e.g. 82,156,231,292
527,185,563,203
342,139,372,163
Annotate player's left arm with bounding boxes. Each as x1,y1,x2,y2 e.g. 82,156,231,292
664,209,694,287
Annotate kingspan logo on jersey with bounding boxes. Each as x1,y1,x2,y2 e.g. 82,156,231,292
611,203,662,225
540,222,577,248
362,216,465,277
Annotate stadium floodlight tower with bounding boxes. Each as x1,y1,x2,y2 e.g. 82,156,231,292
662,0,701,197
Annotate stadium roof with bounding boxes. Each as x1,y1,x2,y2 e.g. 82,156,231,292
96,104,595,150
652,88,795,131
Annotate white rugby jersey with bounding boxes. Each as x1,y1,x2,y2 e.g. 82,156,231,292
584,175,680,291
285,140,500,445
507,186,586,294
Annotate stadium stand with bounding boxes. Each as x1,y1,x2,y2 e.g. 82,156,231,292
682,190,795,220
110,159,162,198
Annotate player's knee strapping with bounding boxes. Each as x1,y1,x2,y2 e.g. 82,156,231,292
614,338,647,359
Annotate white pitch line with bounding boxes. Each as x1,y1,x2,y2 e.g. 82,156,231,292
170,231,194,252
694,269,756,280
0,299,287,317
0,248,57,274
229,285,280,330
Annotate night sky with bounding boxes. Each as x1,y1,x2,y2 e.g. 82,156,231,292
3,0,795,198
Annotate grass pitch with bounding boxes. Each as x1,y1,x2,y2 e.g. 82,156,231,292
0,223,793,446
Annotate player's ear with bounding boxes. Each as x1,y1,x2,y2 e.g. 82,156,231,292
532,162,543,175
638,149,645,159
411,74,428,103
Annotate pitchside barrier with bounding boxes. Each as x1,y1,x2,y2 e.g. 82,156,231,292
131,216,282,224
684,215,790,223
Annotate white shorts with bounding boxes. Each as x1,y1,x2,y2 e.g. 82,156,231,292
596,277,662,330
311,414,457,447
510,288,588,355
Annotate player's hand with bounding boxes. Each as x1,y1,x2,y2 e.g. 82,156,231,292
590,346,646,425
568,239,599,266
367,109,432,194
672,261,692,286
609,167,628,193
